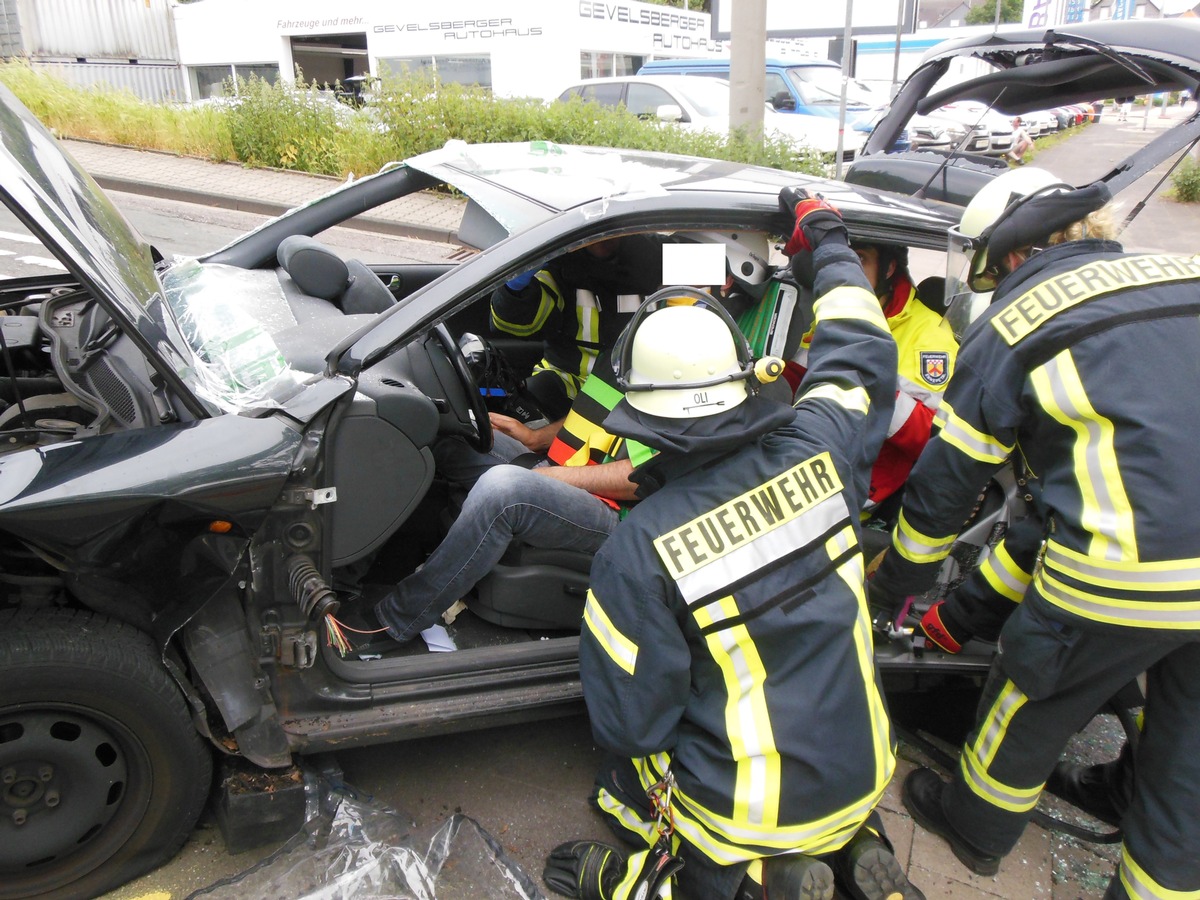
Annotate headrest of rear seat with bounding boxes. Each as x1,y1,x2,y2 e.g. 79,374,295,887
277,235,350,301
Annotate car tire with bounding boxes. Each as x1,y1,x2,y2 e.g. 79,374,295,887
0,608,212,900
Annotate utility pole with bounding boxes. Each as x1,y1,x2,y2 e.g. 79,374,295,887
891,0,905,97
836,0,854,179
729,0,767,140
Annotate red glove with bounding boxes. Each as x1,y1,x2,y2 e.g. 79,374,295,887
780,187,847,256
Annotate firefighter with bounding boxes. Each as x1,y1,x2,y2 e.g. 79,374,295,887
543,189,923,900
789,240,958,520
869,167,1200,898
491,234,667,423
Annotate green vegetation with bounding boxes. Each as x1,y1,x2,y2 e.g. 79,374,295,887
0,62,826,180
1170,156,1200,203
965,0,1023,25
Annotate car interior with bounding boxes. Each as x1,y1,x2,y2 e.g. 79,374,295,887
240,223,947,666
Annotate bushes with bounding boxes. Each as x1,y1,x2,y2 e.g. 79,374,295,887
1171,156,1200,203
0,60,234,160
0,62,826,179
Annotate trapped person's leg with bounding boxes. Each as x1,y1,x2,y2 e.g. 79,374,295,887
375,464,618,641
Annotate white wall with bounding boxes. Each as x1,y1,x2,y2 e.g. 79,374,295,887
172,0,719,101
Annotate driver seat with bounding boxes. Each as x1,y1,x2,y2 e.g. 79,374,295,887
470,544,592,631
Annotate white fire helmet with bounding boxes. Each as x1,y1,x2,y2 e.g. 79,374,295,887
616,288,754,419
951,167,1067,292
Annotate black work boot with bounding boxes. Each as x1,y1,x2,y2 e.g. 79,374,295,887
762,852,835,900
835,827,926,900
1045,745,1133,827
901,768,1001,877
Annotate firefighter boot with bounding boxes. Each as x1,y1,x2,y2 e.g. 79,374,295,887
902,768,1001,877
762,852,835,900
835,827,926,900
1045,742,1134,827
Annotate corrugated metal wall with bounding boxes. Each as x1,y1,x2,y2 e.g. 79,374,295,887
35,60,184,102
18,0,177,62
0,0,22,57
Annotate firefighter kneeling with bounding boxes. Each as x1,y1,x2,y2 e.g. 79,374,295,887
543,190,924,900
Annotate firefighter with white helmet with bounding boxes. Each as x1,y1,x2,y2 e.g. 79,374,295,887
871,166,1200,898
543,190,924,900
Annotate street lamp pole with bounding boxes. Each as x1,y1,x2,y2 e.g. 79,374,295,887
730,0,767,140
836,0,854,179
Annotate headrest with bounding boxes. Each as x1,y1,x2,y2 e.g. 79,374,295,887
278,235,350,301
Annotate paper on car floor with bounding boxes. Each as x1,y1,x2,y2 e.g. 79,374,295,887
421,624,457,652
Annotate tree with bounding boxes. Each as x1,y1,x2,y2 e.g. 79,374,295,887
965,0,1024,25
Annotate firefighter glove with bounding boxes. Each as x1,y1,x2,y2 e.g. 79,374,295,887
506,269,537,292
780,188,847,255
544,840,625,900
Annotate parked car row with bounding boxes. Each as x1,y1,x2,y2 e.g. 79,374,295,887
555,74,864,162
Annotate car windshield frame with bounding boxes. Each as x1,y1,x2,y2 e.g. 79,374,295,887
0,83,213,417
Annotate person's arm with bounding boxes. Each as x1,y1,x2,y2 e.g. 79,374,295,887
489,413,565,454
580,552,691,757
534,458,638,502
490,269,562,338
780,188,898,488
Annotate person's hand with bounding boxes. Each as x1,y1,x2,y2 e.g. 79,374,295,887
780,188,847,256
505,269,537,292
543,841,624,900
489,412,559,453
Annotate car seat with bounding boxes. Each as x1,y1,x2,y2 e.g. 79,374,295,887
470,544,592,630
277,235,397,315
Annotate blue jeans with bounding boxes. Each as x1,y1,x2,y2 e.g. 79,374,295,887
375,464,620,642
433,431,533,489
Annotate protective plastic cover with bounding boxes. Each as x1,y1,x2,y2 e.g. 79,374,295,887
188,771,547,900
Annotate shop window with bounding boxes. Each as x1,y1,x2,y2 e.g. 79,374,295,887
378,55,492,89
579,51,645,79
190,64,279,100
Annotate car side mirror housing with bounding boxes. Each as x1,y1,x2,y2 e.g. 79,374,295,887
771,92,796,112
656,103,684,123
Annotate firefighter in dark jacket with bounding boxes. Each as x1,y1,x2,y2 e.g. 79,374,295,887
543,190,924,900
491,234,667,422
870,167,1200,899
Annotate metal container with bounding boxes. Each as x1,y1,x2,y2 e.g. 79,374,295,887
17,0,177,62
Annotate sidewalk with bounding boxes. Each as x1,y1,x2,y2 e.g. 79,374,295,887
73,119,1188,900
63,139,466,243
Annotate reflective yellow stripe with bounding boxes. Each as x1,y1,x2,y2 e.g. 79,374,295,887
813,284,891,332
832,528,897,792
1036,569,1200,629
583,591,638,675
592,785,659,847
794,382,870,415
1044,540,1200,591
1119,844,1200,899
980,539,1032,603
694,596,780,829
655,453,845,588
1031,353,1136,561
961,681,1043,813
660,779,879,863
991,253,1200,346
934,401,1012,464
490,273,561,336
893,508,957,565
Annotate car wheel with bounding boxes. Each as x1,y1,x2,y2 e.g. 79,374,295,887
0,608,212,900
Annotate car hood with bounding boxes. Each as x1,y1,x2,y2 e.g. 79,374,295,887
863,19,1200,196
0,83,208,414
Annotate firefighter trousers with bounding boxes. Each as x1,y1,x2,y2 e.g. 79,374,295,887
942,598,1200,898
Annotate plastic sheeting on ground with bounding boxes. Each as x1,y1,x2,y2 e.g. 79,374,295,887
188,770,547,900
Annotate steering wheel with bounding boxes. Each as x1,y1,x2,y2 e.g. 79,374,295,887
431,324,493,453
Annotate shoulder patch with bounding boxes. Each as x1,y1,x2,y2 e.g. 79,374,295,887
919,350,950,387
